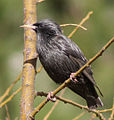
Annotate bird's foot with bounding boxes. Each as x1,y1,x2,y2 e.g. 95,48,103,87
70,73,78,83
47,92,56,102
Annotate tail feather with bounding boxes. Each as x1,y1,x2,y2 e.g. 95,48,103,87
96,97,103,107
86,97,103,109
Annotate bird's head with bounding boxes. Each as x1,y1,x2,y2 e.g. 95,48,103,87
20,19,62,37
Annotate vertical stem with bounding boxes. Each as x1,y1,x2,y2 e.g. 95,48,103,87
20,0,37,119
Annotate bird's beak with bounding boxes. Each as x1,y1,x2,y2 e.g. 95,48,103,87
20,24,37,29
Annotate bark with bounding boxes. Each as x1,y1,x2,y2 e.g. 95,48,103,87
20,0,37,119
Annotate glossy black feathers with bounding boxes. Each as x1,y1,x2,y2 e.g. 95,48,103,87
33,19,103,109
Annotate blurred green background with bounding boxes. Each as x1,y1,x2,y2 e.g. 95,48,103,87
0,0,114,119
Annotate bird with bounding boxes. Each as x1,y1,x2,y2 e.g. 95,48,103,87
21,19,103,109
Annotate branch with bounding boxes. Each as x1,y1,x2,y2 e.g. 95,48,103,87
0,66,42,109
0,87,22,108
108,99,114,120
20,0,37,119
30,37,114,119
73,112,85,120
99,108,112,113
36,91,105,120
68,11,93,38
43,89,65,120
5,105,10,120
60,24,87,30
0,72,22,103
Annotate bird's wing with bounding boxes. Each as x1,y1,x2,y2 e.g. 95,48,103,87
58,35,97,83
53,35,103,96
61,37,96,84
68,55,96,85
62,36,103,96
54,35,95,83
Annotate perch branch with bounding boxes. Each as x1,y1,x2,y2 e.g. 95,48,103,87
30,37,114,119
43,89,65,120
36,91,105,120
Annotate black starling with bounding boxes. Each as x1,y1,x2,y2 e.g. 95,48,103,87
21,19,103,109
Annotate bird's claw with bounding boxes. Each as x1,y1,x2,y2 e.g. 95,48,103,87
47,92,56,102
70,73,78,83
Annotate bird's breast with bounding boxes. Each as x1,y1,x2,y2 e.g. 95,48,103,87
37,45,72,83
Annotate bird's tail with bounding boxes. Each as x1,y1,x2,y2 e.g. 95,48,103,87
86,97,103,109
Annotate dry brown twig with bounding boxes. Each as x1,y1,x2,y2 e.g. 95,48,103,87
0,72,22,103
60,24,87,31
0,87,22,108
0,66,42,109
5,105,10,120
99,108,112,113
36,91,105,120
30,37,114,120
108,99,114,120
43,89,65,120
73,112,85,120
68,11,93,38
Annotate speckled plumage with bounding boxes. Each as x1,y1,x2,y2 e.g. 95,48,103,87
33,19,103,109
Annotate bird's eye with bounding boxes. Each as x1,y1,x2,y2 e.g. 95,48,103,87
38,24,43,28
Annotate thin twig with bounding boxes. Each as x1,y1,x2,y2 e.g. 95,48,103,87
60,24,87,30
57,97,105,120
0,87,22,108
73,112,85,120
43,89,65,120
99,108,112,113
108,99,114,120
0,72,22,103
68,11,93,38
30,37,114,119
36,91,105,120
0,66,42,109
5,105,10,120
